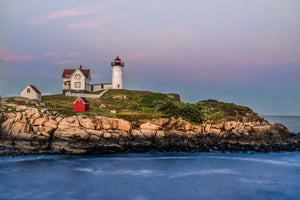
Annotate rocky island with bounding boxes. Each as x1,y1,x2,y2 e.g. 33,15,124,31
1,90,300,156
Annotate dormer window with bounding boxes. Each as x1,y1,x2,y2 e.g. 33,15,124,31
75,74,81,79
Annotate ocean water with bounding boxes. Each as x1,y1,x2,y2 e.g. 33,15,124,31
1,152,300,200
263,115,300,133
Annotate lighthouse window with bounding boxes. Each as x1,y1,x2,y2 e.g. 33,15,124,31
118,84,120,88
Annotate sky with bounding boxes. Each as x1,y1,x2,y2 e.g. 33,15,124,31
0,0,300,115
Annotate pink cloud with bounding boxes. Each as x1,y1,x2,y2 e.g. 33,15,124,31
43,52,62,57
30,2,116,25
0,48,9,53
55,59,84,64
281,56,300,63
126,52,155,61
0,55,36,63
0,48,36,63
67,15,120,31
43,51,80,58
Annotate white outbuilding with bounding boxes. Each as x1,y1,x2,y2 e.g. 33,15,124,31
20,85,41,101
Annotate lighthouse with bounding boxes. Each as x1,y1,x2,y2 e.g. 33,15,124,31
111,56,124,89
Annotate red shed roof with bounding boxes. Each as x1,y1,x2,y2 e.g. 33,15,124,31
29,85,41,94
74,97,89,104
62,68,90,78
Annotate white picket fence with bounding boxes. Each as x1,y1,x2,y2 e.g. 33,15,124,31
65,89,109,99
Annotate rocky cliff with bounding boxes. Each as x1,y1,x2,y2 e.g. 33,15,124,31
1,103,300,156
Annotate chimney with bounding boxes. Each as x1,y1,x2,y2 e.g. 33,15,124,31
80,65,82,69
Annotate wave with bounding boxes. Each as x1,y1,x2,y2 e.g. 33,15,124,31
210,156,300,167
0,155,61,163
238,178,271,184
169,168,240,178
76,156,195,161
74,168,153,176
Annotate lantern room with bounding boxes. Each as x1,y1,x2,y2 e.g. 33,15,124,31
111,56,124,67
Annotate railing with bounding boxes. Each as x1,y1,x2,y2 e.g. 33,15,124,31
65,89,109,99
111,62,124,66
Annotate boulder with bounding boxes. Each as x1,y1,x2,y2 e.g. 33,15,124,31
11,122,24,135
205,124,211,133
193,125,202,133
77,116,96,129
89,135,100,142
212,122,224,129
253,125,270,134
75,130,89,140
141,129,156,137
140,123,159,130
44,121,57,129
156,131,165,137
210,128,222,134
117,119,131,131
103,132,112,139
224,121,237,131
96,116,111,130
15,105,27,111
86,129,103,137
15,112,23,121
33,118,45,126
131,129,143,137
59,116,80,129
150,118,170,128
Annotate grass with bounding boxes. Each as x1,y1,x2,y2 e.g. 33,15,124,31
197,99,253,122
41,90,169,120
38,90,255,124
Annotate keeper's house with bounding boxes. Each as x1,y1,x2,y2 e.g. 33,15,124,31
20,85,41,101
62,65,91,94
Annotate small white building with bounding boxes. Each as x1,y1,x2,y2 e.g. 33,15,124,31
20,85,41,101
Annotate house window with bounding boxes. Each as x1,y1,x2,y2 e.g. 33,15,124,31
27,88,30,93
75,74,81,79
75,82,81,88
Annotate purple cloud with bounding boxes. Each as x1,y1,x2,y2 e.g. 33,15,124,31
43,52,80,58
0,55,36,63
30,2,116,25
0,49,36,63
67,15,121,31
55,59,84,64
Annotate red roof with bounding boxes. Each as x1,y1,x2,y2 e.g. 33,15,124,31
29,85,41,94
62,68,90,78
74,97,89,104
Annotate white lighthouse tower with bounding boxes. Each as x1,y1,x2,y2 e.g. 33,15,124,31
111,56,124,89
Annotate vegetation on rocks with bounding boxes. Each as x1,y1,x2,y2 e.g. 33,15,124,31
2,90,261,125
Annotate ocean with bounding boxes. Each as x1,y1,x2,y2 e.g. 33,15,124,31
0,116,299,200
263,115,300,133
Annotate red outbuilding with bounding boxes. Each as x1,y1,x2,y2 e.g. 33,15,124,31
73,97,89,112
